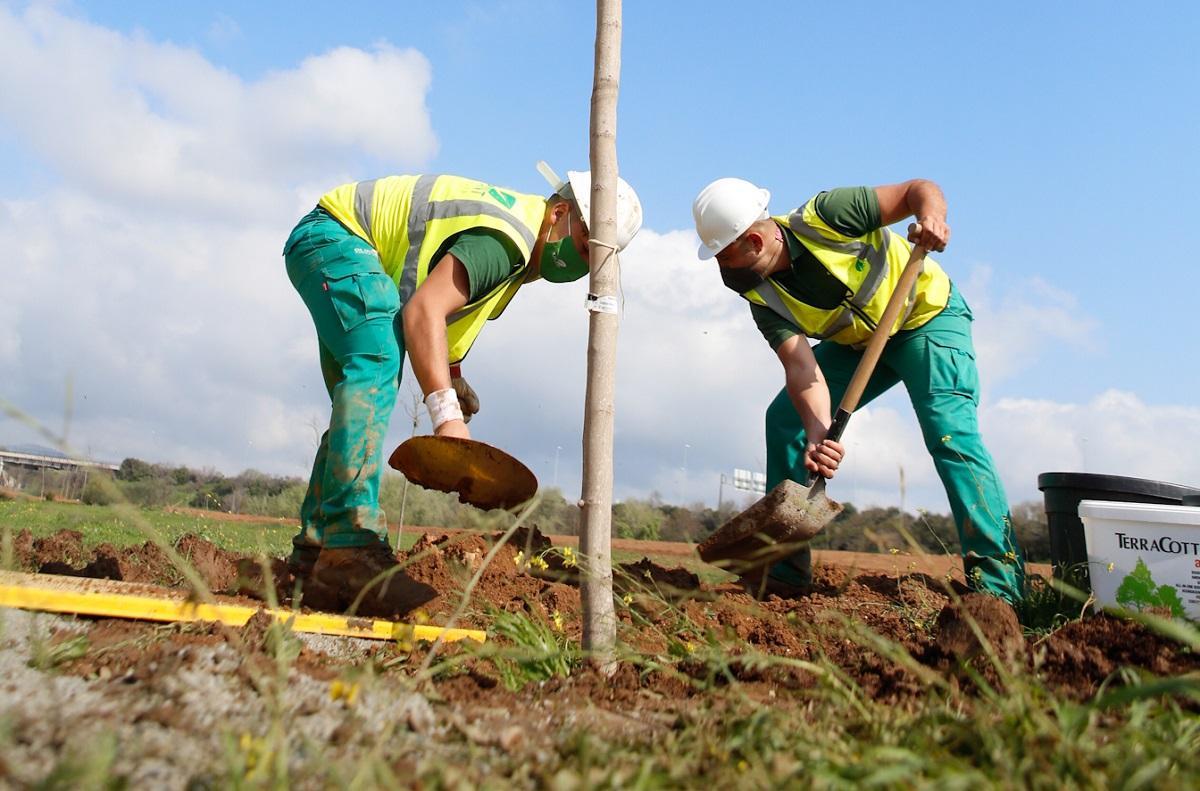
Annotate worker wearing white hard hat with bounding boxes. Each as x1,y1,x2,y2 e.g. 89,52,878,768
692,177,1024,607
282,165,643,610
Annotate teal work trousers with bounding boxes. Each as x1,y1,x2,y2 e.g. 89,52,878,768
765,287,1025,604
284,208,403,554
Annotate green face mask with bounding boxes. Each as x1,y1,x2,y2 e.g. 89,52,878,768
539,212,589,283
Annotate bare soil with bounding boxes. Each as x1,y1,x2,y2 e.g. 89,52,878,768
2,525,1197,786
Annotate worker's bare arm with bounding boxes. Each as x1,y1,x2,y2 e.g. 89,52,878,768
873,179,950,252
402,254,472,438
777,336,844,478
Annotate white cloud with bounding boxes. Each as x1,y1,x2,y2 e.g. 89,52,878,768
0,3,436,220
0,3,436,477
3,3,1196,532
960,265,1099,387
987,391,1200,499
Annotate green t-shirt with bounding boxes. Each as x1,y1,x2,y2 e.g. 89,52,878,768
749,186,881,350
431,228,523,303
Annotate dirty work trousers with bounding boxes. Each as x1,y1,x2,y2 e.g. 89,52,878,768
764,287,1025,605
284,208,403,557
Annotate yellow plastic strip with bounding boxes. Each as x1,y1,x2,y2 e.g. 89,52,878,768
0,571,484,643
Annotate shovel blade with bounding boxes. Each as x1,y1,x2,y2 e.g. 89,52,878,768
698,479,843,570
388,436,538,511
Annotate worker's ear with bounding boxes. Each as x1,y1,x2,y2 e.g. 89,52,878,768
550,199,572,224
743,230,765,255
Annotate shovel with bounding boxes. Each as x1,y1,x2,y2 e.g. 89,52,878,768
699,230,930,570
388,435,538,511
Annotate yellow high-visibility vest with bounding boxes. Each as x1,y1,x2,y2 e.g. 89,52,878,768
738,197,952,346
319,175,547,363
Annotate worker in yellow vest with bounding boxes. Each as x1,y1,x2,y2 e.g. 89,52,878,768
692,177,1024,606
284,165,643,609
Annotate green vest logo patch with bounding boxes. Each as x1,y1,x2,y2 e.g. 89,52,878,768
855,259,867,272
488,188,516,209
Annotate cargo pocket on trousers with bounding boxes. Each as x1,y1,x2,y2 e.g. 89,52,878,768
323,269,401,333
926,336,980,403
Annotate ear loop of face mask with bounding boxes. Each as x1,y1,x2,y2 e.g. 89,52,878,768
539,205,588,281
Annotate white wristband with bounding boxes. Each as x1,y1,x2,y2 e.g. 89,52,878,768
424,388,463,430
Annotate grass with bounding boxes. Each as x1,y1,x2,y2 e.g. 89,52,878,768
2,496,1200,788
0,499,298,556
0,499,451,559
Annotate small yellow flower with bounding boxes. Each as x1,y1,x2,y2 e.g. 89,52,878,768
685,641,696,654
622,592,633,606
239,732,264,771
394,623,415,653
1106,561,1115,572
531,555,549,571
562,546,577,568
551,610,564,631
889,548,900,555
737,760,749,772
514,550,526,567
330,679,360,705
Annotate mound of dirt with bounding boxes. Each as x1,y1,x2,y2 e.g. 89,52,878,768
7,527,1200,705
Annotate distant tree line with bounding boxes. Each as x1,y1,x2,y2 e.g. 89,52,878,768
69,457,1051,562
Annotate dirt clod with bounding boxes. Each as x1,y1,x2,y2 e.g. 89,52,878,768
934,592,1025,666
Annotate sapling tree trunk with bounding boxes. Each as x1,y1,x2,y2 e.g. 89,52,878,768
578,0,622,668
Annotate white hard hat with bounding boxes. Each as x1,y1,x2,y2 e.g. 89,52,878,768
537,161,644,251
692,177,771,260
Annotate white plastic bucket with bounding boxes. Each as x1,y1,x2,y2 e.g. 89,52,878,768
1078,499,1200,619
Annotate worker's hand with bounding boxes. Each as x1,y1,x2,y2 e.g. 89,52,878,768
434,418,471,440
804,438,845,479
451,375,480,424
907,218,950,253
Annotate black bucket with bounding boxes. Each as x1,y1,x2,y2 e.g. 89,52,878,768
1037,472,1200,590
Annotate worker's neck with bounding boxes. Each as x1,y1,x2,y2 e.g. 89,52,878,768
760,225,790,278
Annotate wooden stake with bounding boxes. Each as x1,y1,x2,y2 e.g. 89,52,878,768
579,0,622,667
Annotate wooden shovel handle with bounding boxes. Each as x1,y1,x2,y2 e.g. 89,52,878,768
838,228,929,418
801,226,929,487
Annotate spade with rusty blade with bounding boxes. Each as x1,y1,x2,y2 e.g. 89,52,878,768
388,435,538,511
699,233,931,572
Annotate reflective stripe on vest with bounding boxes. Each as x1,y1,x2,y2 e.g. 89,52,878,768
352,176,539,305
736,197,951,346
319,175,548,362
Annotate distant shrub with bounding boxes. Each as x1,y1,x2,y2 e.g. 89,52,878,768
240,483,307,519
116,457,162,482
81,473,118,505
118,479,176,508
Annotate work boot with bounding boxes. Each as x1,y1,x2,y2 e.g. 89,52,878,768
311,542,400,594
309,542,437,617
739,548,812,599
287,546,320,580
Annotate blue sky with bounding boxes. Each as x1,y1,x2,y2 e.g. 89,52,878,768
2,0,1198,514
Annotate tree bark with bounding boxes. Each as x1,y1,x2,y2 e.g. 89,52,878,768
579,0,622,668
